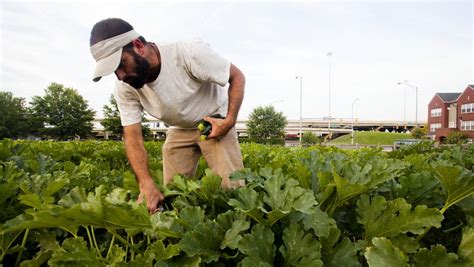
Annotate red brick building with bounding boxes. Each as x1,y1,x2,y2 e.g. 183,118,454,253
428,85,474,141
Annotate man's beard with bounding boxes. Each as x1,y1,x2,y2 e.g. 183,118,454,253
123,53,151,89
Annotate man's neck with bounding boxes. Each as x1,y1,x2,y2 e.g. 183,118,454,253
146,43,161,83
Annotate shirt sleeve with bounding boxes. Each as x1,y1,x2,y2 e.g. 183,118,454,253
184,40,231,87
114,81,143,126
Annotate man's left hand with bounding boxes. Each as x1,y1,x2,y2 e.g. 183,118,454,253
203,116,235,139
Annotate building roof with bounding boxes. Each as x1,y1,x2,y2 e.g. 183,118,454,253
437,93,461,103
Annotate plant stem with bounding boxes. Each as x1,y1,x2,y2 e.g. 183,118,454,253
443,222,464,234
15,229,29,266
91,226,102,258
107,229,139,253
0,231,23,262
130,235,135,262
60,227,78,238
106,235,115,260
85,226,94,250
440,205,449,214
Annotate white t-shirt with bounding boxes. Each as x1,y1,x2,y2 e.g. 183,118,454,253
114,40,230,128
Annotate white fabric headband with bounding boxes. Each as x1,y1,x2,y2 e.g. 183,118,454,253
90,29,140,60
90,29,141,82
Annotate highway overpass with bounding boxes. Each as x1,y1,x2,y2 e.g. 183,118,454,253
92,118,426,140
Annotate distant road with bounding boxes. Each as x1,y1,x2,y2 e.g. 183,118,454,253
92,118,426,139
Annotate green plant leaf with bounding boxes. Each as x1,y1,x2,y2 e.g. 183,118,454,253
357,195,443,239
262,170,290,211
332,167,367,208
413,244,464,267
230,172,317,226
199,169,221,199
279,223,323,266
458,227,474,263
365,237,408,267
106,244,126,265
262,173,317,215
156,255,201,267
395,170,440,205
322,237,363,267
240,256,273,267
221,219,250,250
48,237,104,266
175,206,206,232
434,164,474,213
293,207,337,239
43,177,69,196
144,241,180,262
179,221,223,263
389,235,420,254
238,224,275,266
228,187,266,224
149,211,181,239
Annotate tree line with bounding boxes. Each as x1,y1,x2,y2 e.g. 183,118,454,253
2,82,311,144
1,83,95,140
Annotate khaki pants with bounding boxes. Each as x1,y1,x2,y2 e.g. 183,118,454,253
162,127,244,189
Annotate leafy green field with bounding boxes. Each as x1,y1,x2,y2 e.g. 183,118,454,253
329,131,413,145
1,140,473,266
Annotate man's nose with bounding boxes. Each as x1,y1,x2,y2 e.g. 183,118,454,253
115,69,125,81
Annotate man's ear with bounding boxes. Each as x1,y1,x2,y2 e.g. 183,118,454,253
132,39,145,56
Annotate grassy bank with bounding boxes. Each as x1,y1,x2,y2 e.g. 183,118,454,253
329,131,412,145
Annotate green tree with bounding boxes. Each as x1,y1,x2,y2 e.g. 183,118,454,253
0,92,28,139
411,127,427,139
30,83,96,140
247,105,287,144
141,117,152,139
101,95,123,138
101,94,152,139
301,131,321,146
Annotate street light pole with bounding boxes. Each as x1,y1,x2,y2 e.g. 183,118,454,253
397,81,407,125
351,98,359,145
296,76,303,145
327,52,332,133
401,81,419,128
415,86,418,128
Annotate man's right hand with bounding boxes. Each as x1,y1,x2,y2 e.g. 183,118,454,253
137,179,165,214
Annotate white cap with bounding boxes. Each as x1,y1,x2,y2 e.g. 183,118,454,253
90,30,140,82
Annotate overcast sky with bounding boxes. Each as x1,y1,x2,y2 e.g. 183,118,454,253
1,0,472,123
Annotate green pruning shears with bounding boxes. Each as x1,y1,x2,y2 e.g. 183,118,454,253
197,114,224,141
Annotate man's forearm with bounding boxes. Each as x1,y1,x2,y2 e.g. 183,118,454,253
123,124,154,184
123,124,164,213
226,64,245,125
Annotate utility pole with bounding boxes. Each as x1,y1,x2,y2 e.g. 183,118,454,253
399,81,419,128
296,76,303,145
351,98,359,145
327,52,332,135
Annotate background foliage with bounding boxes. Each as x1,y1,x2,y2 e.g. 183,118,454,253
0,92,29,139
30,82,96,140
246,105,287,144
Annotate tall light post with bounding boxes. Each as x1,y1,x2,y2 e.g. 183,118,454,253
327,52,333,132
399,80,419,128
351,98,359,145
397,81,408,126
397,82,407,123
296,76,303,145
